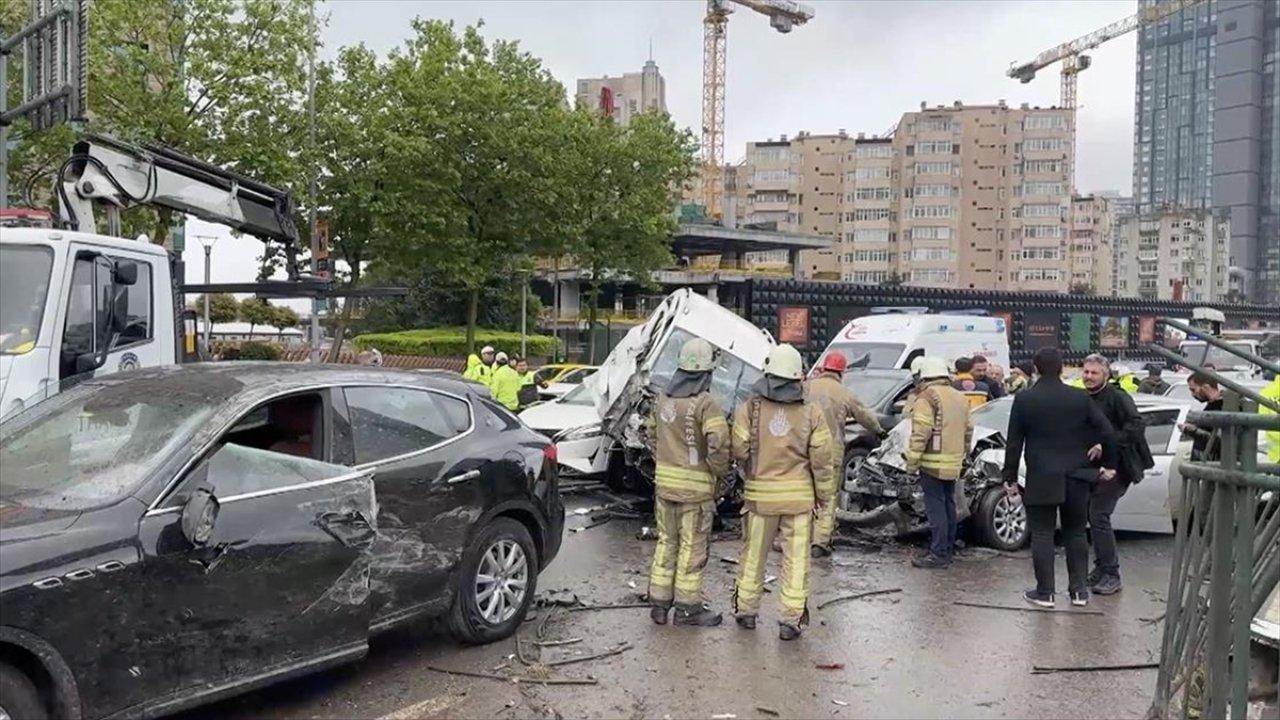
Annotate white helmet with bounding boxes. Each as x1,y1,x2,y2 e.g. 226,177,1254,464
481,345,495,355
915,357,950,381
764,344,804,380
677,338,718,372
495,351,509,364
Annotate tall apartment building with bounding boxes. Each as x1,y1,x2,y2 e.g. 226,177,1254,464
574,59,666,126
735,102,1073,289
1069,195,1118,297
1212,0,1279,302
1133,0,1217,214
1114,209,1230,301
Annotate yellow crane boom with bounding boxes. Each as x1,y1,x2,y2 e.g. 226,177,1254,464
701,0,813,221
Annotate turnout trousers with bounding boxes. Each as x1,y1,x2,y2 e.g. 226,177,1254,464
648,497,716,606
733,510,812,624
811,458,841,549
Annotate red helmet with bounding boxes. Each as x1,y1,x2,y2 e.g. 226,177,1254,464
820,352,848,374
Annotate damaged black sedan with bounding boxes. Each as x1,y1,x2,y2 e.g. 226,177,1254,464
0,364,563,720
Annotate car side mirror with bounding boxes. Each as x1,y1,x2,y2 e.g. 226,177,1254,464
180,488,220,547
113,259,138,286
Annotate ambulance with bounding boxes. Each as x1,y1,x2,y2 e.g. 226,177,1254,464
816,309,1011,371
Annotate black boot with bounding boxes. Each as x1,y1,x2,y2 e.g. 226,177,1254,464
650,604,671,625
778,622,802,641
810,544,832,559
735,614,757,630
674,603,723,627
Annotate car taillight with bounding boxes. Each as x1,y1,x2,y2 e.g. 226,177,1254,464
543,444,558,464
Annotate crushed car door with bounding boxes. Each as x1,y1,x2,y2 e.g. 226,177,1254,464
135,443,377,707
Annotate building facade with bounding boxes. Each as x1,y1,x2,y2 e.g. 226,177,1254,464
1114,209,1230,302
574,60,666,126
1212,0,1279,303
736,102,1074,290
1133,0,1218,214
1069,194,1119,297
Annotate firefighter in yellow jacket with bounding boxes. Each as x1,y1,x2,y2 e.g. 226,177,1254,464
731,344,835,641
906,356,973,569
647,338,732,627
807,352,885,558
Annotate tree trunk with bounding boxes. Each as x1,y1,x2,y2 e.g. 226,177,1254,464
154,208,173,249
326,298,355,363
465,287,479,354
586,281,599,364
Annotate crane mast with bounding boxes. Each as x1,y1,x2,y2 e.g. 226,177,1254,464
699,0,813,221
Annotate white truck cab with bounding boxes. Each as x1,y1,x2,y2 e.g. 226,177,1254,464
0,229,175,418
818,311,1010,371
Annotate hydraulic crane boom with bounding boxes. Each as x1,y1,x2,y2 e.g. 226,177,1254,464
701,0,813,221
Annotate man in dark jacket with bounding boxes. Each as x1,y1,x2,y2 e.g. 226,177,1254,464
1181,372,1224,461
1079,353,1150,596
1003,348,1117,608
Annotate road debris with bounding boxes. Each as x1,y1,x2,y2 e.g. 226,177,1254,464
533,637,583,648
425,666,598,686
536,589,581,607
1031,662,1159,675
710,714,737,719
719,556,740,565
546,642,633,668
755,707,780,717
1138,613,1166,625
953,600,1104,616
817,588,903,610
831,699,849,707
637,526,659,540
571,517,610,533
815,663,845,670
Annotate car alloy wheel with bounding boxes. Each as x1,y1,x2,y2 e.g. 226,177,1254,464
992,493,1027,547
474,538,529,625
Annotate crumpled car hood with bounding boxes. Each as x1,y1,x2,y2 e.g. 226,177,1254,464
869,423,1001,471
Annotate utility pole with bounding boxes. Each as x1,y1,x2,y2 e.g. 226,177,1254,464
520,271,528,358
196,235,218,349
306,0,320,363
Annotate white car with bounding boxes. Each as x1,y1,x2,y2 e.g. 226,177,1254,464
519,384,610,477
538,366,598,401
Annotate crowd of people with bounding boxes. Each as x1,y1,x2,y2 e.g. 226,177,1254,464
462,345,543,411
641,340,1211,640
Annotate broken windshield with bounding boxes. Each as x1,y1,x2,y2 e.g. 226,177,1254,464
0,245,53,355
0,386,219,510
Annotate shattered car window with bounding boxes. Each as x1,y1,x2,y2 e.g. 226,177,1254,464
824,342,907,369
648,328,695,389
0,387,218,511
969,397,1013,432
165,443,353,506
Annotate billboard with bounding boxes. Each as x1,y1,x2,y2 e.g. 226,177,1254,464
1024,310,1060,351
777,306,810,345
1068,313,1092,351
1099,316,1129,349
1138,316,1156,344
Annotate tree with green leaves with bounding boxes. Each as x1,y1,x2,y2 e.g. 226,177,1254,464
268,305,300,341
239,298,275,337
555,109,696,361
4,0,316,245
190,293,240,325
377,20,568,353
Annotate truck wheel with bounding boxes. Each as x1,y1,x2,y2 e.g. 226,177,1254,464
976,487,1028,551
447,518,539,645
0,662,48,720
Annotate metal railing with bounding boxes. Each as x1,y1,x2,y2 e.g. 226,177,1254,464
1148,318,1280,720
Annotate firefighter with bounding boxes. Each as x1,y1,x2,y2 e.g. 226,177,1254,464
906,356,973,568
807,352,885,558
1262,374,1279,464
647,338,732,627
731,344,836,641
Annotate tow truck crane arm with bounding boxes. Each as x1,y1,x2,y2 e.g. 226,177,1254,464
57,133,300,259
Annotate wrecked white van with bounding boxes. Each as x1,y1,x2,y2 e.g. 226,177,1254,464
519,288,775,490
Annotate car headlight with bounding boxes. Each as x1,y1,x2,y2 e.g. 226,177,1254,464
556,423,603,442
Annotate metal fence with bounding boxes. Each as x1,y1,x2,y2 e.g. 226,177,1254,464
1148,319,1280,720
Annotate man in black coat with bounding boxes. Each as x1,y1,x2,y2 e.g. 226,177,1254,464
1003,348,1117,608
1079,353,1151,596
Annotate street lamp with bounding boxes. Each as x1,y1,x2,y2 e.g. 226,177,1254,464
195,234,219,350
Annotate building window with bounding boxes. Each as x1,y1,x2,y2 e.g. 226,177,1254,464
846,270,889,283
751,146,789,162
1017,182,1066,197
1022,138,1066,152
913,141,955,155
1020,203,1062,218
853,249,891,263
1016,268,1061,282
850,228,892,243
1021,159,1062,173
1020,247,1061,260
853,208,892,221
1023,114,1066,130
914,161,955,175
919,118,953,132
854,144,893,159
854,187,893,200
1022,224,1063,239
854,167,891,180
911,183,955,198
909,247,955,262
753,169,791,183
910,204,954,219
909,269,955,284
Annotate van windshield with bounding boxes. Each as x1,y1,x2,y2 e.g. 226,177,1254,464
0,246,54,355
649,328,759,414
823,342,907,369
1180,342,1255,370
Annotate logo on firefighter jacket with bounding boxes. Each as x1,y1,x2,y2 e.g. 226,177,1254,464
660,401,677,424
768,408,792,438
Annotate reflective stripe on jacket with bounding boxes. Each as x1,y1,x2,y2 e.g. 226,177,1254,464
648,391,731,503
490,365,522,410
905,380,973,480
1262,377,1279,464
731,397,835,515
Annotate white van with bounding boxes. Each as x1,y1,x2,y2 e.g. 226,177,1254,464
518,289,775,486
817,312,1011,371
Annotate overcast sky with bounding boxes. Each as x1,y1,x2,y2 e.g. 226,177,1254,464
186,0,1140,309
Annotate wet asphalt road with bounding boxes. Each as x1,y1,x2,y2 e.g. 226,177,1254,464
181,492,1175,720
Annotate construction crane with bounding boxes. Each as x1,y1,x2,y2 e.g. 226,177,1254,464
701,0,813,221
1007,0,1206,193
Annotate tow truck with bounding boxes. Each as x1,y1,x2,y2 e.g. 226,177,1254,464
0,134,381,418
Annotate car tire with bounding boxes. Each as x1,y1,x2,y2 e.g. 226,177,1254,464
0,662,48,720
447,518,539,645
837,445,871,511
976,487,1029,551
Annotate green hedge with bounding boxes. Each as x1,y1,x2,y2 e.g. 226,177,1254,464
352,327,558,358
238,342,283,360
